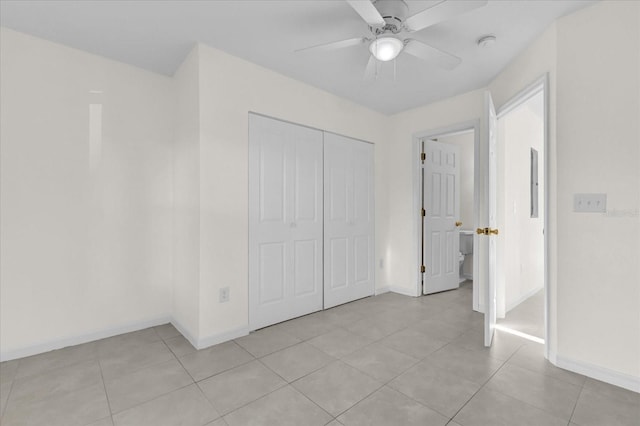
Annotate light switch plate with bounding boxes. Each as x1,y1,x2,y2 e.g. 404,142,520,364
573,193,606,213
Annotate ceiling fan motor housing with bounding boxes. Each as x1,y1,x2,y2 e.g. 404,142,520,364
371,0,409,34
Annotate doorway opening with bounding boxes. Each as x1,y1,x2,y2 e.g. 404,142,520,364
413,75,550,352
413,121,480,307
495,81,548,346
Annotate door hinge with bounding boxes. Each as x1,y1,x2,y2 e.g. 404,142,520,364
420,152,426,162
421,208,425,217
420,265,426,273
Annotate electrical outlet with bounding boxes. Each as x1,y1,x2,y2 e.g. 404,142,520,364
219,287,230,303
573,193,607,213
379,258,384,269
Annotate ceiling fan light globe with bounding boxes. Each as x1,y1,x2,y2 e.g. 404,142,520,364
369,37,404,62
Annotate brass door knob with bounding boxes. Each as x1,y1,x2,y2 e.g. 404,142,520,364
455,221,463,227
476,227,499,235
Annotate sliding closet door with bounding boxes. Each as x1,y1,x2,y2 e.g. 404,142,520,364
324,133,374,309
249,114,323,330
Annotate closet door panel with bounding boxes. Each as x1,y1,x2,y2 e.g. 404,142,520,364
324,133,374,309
249,114,323,330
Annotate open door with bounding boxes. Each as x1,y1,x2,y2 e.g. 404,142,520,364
480,91,498,346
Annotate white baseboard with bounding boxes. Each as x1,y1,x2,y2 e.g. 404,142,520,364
169,318,200,350
1,315,251,362
375,286,391,295
388,285,420,297
552,352,640,393
170,319,249,351
196,326,249,350
506,285,544,313
0,315,171,362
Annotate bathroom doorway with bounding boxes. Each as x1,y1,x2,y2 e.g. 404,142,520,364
413,121,480,309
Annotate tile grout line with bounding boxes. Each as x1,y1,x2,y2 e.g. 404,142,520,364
444,341,521,423
96,356,115,420
567,373,588,425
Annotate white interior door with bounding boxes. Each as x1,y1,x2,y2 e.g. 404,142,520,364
481,91,498,346
324,133,374,309
249,114,323,330
423,140,461,294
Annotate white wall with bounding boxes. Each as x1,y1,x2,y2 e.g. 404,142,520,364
181,44,391,344
0,28,174,359
555,0,640,384
498,92,545,314
172,46,202,342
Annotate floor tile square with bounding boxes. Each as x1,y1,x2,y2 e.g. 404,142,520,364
571,379,640,426
338,386,448,426
0,360,20,384
198,360,285,415
99,340,175,380
342,343,418,383
307,329,373,358
260,342,334,382
271,313,336,341
234,328,301,358
153,323,181,341
508,342,586,386
388,361,481,418
293,361,382,417
453,388,567,426
1,380,12,416
164,335,197,357
15,342,99,380
485,362,581,421
223,385,332,426
450,329,525,361
86,418,114,426
378,328,448,359
97,329,162,359
104,359,193,413
408,318,467,342
7,360,102,409
342,316,406,341
2,383,110,426
427,344,504,384
205,419,228,426
179,341,254,381
112,384,218,426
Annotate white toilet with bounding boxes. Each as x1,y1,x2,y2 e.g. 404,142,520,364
459,231,474,283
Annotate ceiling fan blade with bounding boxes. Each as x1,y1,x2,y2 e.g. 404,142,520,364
363,55,377,82
404,39,462,70
295,37,367,53
404,0,488,32
346,0,385,28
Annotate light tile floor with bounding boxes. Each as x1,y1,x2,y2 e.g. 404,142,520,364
1,282,638,425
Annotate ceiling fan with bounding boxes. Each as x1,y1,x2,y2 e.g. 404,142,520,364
297,0,488,79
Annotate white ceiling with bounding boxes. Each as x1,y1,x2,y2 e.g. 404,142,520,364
0,0,595,114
